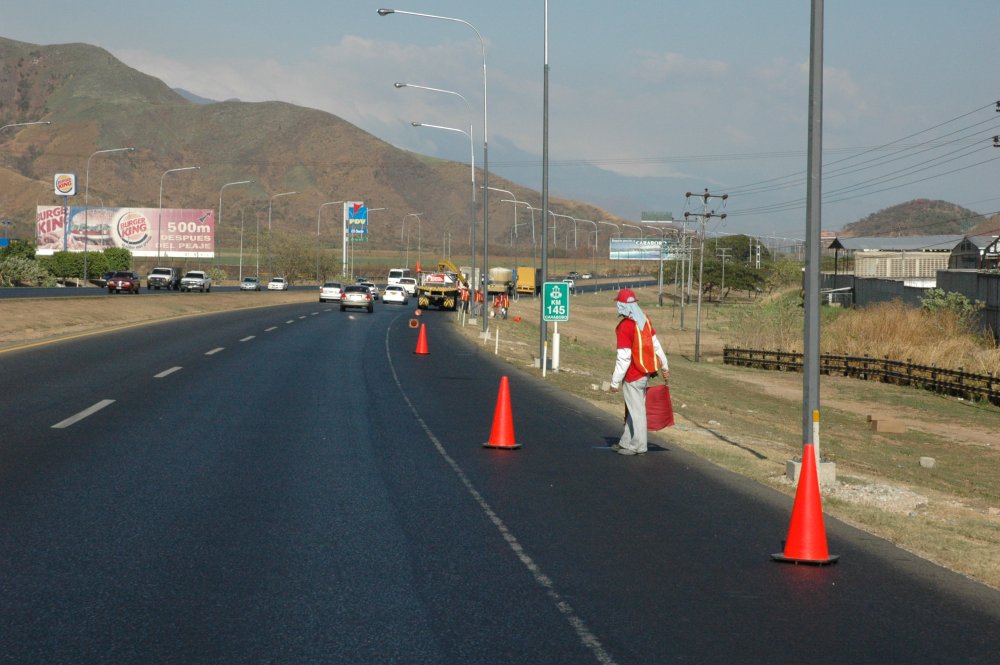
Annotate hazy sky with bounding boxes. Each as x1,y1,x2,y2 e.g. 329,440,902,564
5,1,999,237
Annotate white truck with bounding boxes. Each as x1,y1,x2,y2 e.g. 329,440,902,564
147,266,181,290
180,270,212,292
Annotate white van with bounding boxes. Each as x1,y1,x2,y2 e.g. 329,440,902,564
387,268,412,286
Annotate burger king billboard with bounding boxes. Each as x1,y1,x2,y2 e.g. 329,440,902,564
53,173,77,197
36,206,215,258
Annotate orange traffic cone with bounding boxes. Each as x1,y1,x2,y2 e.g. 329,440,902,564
414,323,429,355
483,375,520,449
772,443,839,565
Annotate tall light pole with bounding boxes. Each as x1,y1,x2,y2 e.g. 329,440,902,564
397,81,478,288
84,146,134,283
1,122,50,249
379,7,491,334
575,218,597,275
267,191,297,277
411,121,477,286
218,179,253,267
317,200,344,283
401,212,423,268
157,166,200,264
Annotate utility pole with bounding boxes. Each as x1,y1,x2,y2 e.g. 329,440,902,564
684,189,728,362
717,247,732,302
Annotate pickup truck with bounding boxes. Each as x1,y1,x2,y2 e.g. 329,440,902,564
107,271,141,294
147,267,181,290
180,270,212,292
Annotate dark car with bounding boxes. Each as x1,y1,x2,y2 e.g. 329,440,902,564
107,271,141,294
340,284,374,313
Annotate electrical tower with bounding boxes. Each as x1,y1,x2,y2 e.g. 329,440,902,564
683,189,728,362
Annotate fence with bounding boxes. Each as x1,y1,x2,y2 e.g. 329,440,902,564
723,347,1000,406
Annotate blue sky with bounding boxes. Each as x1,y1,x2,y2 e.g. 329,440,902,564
5,1,1000,238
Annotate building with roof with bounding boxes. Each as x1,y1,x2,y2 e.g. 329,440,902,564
948,234,1000,270
826,235,964,279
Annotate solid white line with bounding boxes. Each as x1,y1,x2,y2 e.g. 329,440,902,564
155,366,183,378
52,399,115,429
205,347,224,355
383,324,618,665
240,336,256,342
265,326,278,332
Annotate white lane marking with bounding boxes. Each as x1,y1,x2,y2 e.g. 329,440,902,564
298,315,307,319
383,325,618,665
286,320,295,324
205,347,224,355
155,367,183,378
240,336,256,342
265,326,278,332
310,312,319,316
52,399,115,429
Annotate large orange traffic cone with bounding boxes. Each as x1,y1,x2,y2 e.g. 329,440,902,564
483,375,520,449
414,323,429,355
772,443,839,565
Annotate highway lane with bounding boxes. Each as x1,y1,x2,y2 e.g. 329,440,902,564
1,303,999,663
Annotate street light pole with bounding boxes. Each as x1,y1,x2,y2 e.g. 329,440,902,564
218,178,253,267
395,82,478,292
157,166,200,264
84,146,134,283
401,212,423,268
317,200,344,283
379,7,490,334
267,191,297,277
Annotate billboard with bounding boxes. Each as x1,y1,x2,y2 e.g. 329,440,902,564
36,206,215,258
345,201,368,241
609,238,678,261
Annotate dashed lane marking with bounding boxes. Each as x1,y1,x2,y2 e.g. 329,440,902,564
52,399,115,429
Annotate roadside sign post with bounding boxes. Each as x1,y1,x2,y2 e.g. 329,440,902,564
542,281,569,373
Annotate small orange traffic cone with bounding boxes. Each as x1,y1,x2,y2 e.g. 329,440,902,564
483,375,520,449
772,443,839,565
414,323,429,355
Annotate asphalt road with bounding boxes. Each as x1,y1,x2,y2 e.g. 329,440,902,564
1,300,999,664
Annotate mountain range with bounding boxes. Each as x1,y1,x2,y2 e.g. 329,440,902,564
2,35,996,253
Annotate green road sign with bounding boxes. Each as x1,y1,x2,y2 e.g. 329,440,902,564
543,281,570,322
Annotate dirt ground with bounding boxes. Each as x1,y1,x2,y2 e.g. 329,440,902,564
3,283,1000,589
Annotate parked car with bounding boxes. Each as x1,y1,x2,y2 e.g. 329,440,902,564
240,276,261,291
267,277,289,291
107,271,141,294
398,277,418,296
340,284,374,313
382,284,408,305
358,281,379,300
319,281,344,302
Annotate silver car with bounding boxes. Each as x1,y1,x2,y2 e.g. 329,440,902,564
320,281,343,302
340,284,374,313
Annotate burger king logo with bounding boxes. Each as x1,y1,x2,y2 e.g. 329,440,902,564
116,211,151,249
54,173,77,196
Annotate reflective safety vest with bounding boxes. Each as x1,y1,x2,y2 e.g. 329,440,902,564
631,320,662,375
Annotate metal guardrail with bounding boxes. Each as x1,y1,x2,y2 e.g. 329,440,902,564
723,347,1000,406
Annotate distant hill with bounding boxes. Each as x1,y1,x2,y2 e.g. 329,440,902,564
0,36,616,254
839,199,988,237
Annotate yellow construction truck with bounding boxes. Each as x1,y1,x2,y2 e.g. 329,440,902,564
516,266,541,295
417,260,469,310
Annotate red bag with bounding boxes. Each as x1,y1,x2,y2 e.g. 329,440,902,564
646,384,675,430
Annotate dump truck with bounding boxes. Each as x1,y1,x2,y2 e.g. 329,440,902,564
417,260,469,310
516,266,541,296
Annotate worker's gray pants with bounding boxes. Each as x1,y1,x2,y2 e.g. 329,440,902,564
619,375,649,453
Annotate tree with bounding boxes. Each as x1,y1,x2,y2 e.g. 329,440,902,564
0,255,50,287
